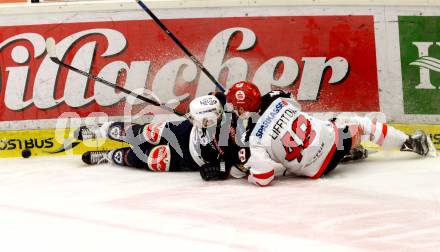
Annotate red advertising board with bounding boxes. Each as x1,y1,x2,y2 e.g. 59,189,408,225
0,16,378,122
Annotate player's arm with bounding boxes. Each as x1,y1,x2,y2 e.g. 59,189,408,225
199,145,277,186
244,146,278,186
199,144,247,181
188,95,230,180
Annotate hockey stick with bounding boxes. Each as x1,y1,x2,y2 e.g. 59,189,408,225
135,0,225,93
45,38,185,153
45,38,184,117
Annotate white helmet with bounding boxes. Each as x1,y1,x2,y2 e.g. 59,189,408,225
189,95,223,128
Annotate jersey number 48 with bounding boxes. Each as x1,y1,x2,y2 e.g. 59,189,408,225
281,115,316,163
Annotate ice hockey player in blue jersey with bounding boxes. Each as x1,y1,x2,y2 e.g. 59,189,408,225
80,93,249,181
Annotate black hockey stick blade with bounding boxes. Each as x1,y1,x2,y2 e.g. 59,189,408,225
44,139,82,154
135,0,225,93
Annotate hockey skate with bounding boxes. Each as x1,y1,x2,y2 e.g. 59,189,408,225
51,122,134,154
340,145,369,163
82,148,128,166
82,150,111,165
75,122,125,142
400,130,437,157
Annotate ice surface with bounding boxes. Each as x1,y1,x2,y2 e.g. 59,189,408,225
0,151,439,252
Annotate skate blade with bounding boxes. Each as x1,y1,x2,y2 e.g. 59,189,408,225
426,135,437,157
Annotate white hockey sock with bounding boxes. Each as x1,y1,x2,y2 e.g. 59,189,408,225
356,117,408,149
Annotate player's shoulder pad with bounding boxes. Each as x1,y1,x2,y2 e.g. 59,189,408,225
260,90,292,114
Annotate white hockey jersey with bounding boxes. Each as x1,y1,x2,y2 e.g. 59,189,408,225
248,97,338,178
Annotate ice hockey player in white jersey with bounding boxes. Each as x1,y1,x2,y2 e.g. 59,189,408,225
225,81,436,187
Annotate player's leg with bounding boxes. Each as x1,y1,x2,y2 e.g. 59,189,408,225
80,119,197,170
82,143,198,172
77,120,192,150
82,147,164,169
321,126,353,176
81,147,136,166
76,121,148,142
76,122,127,141
337,116,434,156
76,121,173,160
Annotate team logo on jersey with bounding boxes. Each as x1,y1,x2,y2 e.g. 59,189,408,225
147,145,171,172
255,100,287,139
143,122,166,145
235,91,246,102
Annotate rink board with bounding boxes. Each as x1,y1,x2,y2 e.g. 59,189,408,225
0,124,437,158
393,124,440,150
0,128,128,158
1,2,440,131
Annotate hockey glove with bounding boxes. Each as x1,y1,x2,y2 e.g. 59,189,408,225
199,161,230,181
